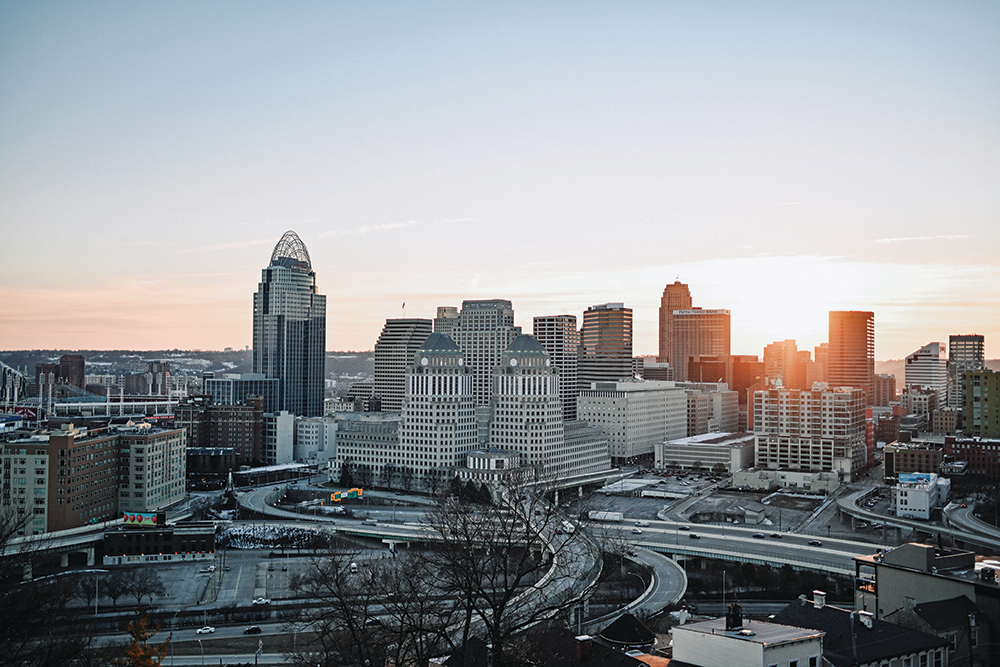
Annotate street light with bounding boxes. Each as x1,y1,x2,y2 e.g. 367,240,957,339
197,638,204,666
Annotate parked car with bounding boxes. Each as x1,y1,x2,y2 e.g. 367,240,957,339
244,626,262,635
196,626,215,634
252,597,271,606
281,565,288,571
808,540,822,546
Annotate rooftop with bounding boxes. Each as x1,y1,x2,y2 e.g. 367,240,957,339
674,616,823,647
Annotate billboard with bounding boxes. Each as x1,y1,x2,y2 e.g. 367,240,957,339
898,473,931,484
330,488,363,502
122,512,159,527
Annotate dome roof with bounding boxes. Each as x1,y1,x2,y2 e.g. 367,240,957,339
418,333,461,354
505,335,548,356
270,230,312,269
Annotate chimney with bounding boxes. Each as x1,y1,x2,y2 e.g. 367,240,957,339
798,594,808,606
904,596,916,612
813,590,826,609
858,611,874,629
575,635,592,662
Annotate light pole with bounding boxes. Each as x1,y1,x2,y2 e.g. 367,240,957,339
197,638,204,666
170,610,181,665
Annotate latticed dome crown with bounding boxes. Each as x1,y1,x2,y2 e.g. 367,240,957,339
270,230,312,269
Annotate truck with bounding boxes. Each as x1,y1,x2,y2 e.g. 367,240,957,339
588,511,624,523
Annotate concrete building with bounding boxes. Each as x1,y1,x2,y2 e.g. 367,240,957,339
948,334,985,408
676,381,739,435
433,306,459,336
657,279,692,364
654,431,754,472
732,468,840,493
263,410,295,464
578,302,633,390
671,613,825,667
671,309,731,383
330,412,403,489
906,342,948,407
449,299,521,406
892,472,950,520
829,310,875,405
293,416,337,467
116,423,186,513
578,380,686,465
854,543,999,666
373,318,433,412
964,368,1000,439
533,314,580,420
901,386,939,420
873,373,896,407
753,385,868,481
252,230,326,417
932,407,959,435
203,373,279,413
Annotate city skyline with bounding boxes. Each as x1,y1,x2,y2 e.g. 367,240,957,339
1,3,998,360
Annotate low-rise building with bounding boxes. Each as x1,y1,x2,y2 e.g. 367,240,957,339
671,610,825,667
892,472,950,520
654,431,754,472
732,468,840,494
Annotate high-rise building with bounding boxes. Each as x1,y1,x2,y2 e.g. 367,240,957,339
145,360,170,395
58,354,85,389
657,280,692,364
671,309,731,382
948,334,985,408
433,306,459,336
963,368,1000,439
203,373,279,413
578,302,633,390
252,230,327,417
489,335,564,475
807,342,830,386
904,342,948,409
873,373,896,407
763,340,807,389
828,311,874,405
533,315,580,420
449,299,521,406
373,318,433,412
753,385,868,481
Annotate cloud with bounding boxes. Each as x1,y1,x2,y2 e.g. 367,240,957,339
321,220,419,237
874,235,971,244
180,239,274,253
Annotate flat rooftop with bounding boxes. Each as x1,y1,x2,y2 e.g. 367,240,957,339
675,616,824,646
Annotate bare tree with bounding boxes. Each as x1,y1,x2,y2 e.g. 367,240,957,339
103,570,129,609
122,568,166,606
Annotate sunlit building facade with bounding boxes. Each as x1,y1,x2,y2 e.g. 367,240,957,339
671,309,731,382
578,302,633,390
828,310,874,405
657,280,692,364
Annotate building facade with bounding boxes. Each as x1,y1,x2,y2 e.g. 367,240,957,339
671,308,731,382
203,373,279,413
373,318,433,412
829,310,875,405
873,373,896,407
906,342,948,407
963,368,999,439
948,334,985,408
578,303,633,390
532,314,580,421
578,380,686,465
252,230,327,417
117,423,186,513
657,280,692,364
449,300,521,406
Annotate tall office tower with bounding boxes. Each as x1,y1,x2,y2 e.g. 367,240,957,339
873,374,896,407
753,386,868,481
203,373,279,413
578,303,634,390
434,306,459,335
964,368,1000,438
806,343,829,387
373,319,433,412
489,336,564,476
252,231,327,417
671,309,731,382
948,334,985,408
763,340,800,388
58,354,85,388
449,300,522,406
657,280,692,364
401,333,478,485
533,315,580,420
828,311,874,405
905,342,948,407
145,360,170,395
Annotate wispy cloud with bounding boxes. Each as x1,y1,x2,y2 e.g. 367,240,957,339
180,239,274,253
874,235,970,244
321,220,419,237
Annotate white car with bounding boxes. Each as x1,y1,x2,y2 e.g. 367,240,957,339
252,597,271,605
631,528,643,534
196,626,215,634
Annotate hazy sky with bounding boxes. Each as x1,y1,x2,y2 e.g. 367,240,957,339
2,2,998,360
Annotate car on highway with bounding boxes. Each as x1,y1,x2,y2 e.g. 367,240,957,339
752,533,765,539
282,565,288,571
244,625,262,635
252,597,271,605
770,533,782,538
689,533,700,539
631,528,643,534
677,525,690,531
807,540,822,546
196,626,215,634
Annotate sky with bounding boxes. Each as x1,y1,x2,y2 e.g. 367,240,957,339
1,2,998,361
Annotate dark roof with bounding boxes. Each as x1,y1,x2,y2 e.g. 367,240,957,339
600,613,657,646
526,628,646,666
419,332,461,354
773,600,948,667
506,335,548,356
913,595,986,632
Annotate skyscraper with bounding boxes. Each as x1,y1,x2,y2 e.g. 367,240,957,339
252,230,327,417
578,302,633,390
828,311,874,405
657,280,692,364
671,309,731,382
948,334,985,408
373,318,433,412
904,342,948,407
449,299,521,406
533,314,580,420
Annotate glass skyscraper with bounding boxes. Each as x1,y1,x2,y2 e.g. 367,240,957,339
253,231,326,417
